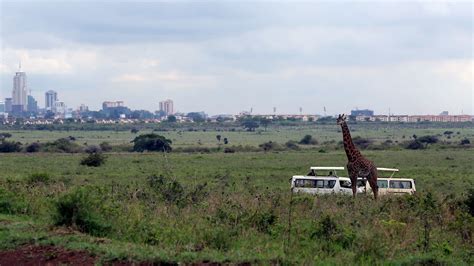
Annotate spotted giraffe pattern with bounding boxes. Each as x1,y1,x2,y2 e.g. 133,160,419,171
337,114,379,200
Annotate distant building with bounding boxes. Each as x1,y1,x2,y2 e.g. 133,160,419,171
54,101,67,117
12,71,28,111
351,109,374,117
78,104,89,113
102,101,125,109
0,101,5,113
45,90,58,111
27,95,38,113
159,99,174,115
4,98,12,113
440,111,449,116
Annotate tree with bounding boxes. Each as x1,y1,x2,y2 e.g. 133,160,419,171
299,135,318,145
131,128,140,134
167,115,177,123
223,138,228,145
132,133,172,152
187,112,206,123
216,135,222,142
460,138,470,146
260,118,271,131
242,119,259,131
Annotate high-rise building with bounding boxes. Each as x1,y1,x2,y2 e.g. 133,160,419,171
159,99,174,115
27,95,38,113
45,90,58,111
4,98,12,113
0,101,5,113
12,71,28,111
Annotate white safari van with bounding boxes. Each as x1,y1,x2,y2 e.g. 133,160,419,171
369,168,416,195
290,167,366,195
291,167,416,196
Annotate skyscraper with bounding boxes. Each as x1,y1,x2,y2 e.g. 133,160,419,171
159,99,174,115
4,98,12,113
27,95,38,113
12,71,27,111
45,90,58,111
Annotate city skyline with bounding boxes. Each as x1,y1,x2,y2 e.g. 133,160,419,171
0,1,472,115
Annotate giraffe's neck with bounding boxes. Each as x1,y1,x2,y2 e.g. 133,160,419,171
340,122,361,162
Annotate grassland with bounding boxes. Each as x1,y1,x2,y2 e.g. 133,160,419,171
0,123,473,264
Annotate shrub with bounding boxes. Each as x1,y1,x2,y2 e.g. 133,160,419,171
259,141,282,152
0,140,22,153
0,132,12,139
27,173,51,184
53,188,111,236
84,145,101,154
44,138,81,153
417,135,439,145
80,153,106,167
0,188,27,214
224,147,235,153
252,210,277,234
99,141,113,152
285,140,300,150
147,175,185,205
299,135,318,145
352,136,372,149
203,228,232,251
405,140,424,150
132,134,172,152
465,189,474,216
25,142,41,153
460,138,470,146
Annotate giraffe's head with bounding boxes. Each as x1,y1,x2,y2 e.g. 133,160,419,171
336,114,347,125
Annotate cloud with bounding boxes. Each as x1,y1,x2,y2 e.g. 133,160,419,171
0,1,472,114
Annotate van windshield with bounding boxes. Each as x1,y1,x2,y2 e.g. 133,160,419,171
389,180,412,189
295,179,336,188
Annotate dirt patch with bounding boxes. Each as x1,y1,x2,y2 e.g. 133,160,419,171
0,244,96,266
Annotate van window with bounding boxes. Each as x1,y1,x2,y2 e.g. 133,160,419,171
389,180,412,189
295,179,316,188
340,180,351,188
295,179,336,188
377,180,388,188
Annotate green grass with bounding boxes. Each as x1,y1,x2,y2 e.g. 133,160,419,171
0,125,473,264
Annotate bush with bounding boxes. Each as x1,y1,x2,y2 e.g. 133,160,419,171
224,147,235,153
259,141,282,152
0,132,12,139
0,188,27,214
460,138,470,146
405,140,424,150
352,136,372,149
285,140,300,150
84,145,101,154
99,141,113,152
0,140,22,153
132,134,172,152
80,153,106,167
44,138,81,153
299,135,318,145
147,175,185,205
53,188,111,236
417,135,439,145
465,189,474,216
25,142,41,153
27,173,51,184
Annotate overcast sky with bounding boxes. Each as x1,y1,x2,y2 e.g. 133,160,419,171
0,1,472,115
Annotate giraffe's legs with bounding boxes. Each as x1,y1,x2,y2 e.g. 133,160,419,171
349,171,358,198
368,167,379,200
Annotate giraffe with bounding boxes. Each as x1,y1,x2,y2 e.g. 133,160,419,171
336,114,379,200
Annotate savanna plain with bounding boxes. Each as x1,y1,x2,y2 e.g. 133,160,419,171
0,122,473,265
